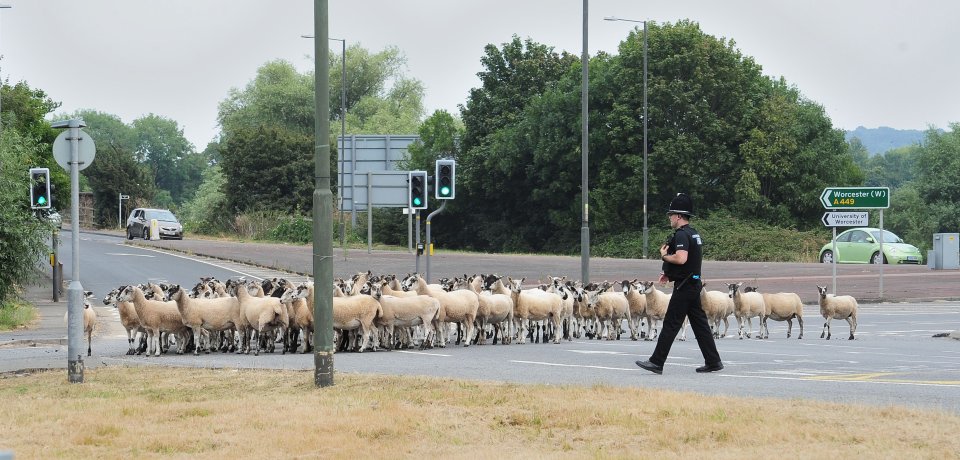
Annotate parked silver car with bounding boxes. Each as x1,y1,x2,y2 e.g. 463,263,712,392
126,208,183,240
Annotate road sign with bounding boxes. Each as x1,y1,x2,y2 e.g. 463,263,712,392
52,129,96,171
822,211,869,227
820,187,889,209
120,194,130,199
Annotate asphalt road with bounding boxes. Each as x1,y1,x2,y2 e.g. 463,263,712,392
18,230,958,414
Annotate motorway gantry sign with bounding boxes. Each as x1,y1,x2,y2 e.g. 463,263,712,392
822,211,869,227
820,187,889,209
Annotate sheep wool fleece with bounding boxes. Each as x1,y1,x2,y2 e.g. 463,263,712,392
649,224,721,368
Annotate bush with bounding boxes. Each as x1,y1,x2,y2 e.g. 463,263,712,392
269,216,312,244
0,298,37,331
594,210,827,262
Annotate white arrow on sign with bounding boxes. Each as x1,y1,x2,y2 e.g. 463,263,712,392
822,211,869,227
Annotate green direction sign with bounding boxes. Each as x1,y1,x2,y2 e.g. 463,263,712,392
820,187,890,209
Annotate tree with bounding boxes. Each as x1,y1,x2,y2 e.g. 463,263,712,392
179,164,229,233
132,114,201,205
913,124,960,233
403,109,463,170
219,126,313,214
0,130,54,303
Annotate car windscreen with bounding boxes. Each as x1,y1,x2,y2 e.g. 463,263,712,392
869,230,903,244
145,210,178,222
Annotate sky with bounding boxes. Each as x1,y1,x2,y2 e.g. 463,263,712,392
2,0,958,151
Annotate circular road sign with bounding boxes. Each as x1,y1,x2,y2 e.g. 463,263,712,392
53,129,97,171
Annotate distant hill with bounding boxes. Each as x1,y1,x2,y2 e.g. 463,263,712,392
844,126,928,156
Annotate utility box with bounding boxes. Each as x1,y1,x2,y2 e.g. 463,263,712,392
931,233,960,270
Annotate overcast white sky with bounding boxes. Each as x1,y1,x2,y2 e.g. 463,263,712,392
2,1,957,150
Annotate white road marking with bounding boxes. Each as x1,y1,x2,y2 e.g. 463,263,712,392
719,373,960,388
395,350,451,357
104,253,155,257
511,360,638,371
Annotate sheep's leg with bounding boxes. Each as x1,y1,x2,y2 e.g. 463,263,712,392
87,329,92,357
786,318,793,339
797,316,803,339
846,315,856,340
823,317,832,340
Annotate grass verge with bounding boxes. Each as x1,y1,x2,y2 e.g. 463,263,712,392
0,298,37,331
0,367,957,458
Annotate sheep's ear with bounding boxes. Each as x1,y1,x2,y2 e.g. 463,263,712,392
737,282,743,287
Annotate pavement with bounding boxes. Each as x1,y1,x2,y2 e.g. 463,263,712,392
3,229,959,376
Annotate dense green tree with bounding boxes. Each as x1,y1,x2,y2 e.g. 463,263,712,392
403,109,463,170
179,164,229,233
219,126,313,214
132,114,202,204
441,21,859,254
218,60,315,137
862,145,919,189
913,124,960,233
0,130,54,303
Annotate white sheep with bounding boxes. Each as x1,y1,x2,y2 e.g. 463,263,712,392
64,290,98,356
233,280,287,355
621,279,646,340
816,285,858,340
331,283,382,352
119,285,190,356
405,273,479,347
369,281,440,350
639,281,672,340
507,277,563,344
586,282,633,341
166,284,242,355
282,282,315,353
727,282,765,339
745,287,804,339
699,281,734,339
103,286,145,355
464,274,514,345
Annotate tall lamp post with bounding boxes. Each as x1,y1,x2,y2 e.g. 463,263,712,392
302,35,347,260
605,16,649,259
0,4,12,136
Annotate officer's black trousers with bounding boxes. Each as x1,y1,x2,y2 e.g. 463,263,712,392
648,283,722,367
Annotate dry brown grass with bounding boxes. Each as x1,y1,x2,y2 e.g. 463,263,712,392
1,366,958,459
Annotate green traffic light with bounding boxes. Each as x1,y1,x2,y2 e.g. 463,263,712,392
440,186,450,196
412,197,422,206
37,196,47,206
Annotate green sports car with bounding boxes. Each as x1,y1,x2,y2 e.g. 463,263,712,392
819,227,923,264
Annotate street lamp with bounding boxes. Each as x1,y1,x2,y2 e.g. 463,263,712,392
0,4,12,136
604,16,649,259
303,34,347,259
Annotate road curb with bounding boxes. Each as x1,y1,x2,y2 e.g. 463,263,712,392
951,330,960,341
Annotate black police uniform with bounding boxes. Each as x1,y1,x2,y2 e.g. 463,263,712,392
647,222,722,368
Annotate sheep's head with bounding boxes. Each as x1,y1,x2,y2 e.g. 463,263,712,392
620,280,633,294
103,287,123,306
586,289,602,309
817,285,828,298
727,282,742,299
482,274,501,291
401,274,419,292
507,277,525,294
165,284,182,300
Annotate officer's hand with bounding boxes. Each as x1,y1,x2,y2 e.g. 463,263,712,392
659,244,669,258
658,273,668,285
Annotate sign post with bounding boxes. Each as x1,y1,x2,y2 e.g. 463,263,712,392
821,187,890,299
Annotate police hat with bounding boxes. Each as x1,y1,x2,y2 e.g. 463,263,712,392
667,193,694,217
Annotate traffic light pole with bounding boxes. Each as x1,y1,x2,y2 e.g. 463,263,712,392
424,200,447,283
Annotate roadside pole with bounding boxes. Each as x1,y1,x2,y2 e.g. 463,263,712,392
424,201,447,282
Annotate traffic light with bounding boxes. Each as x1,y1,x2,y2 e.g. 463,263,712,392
435,159,455,199
408,170,428,210
29,168,51,209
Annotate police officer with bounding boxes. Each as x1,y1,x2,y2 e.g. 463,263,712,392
636,193,723,374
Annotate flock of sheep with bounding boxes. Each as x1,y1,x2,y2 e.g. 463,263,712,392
88,271,860,357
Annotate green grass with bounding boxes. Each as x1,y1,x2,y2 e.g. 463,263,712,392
0,298,38,331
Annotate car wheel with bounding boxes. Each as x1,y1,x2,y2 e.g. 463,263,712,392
871,252,886,264
142,228,149,240
820,250,834,264
126,227,134,240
